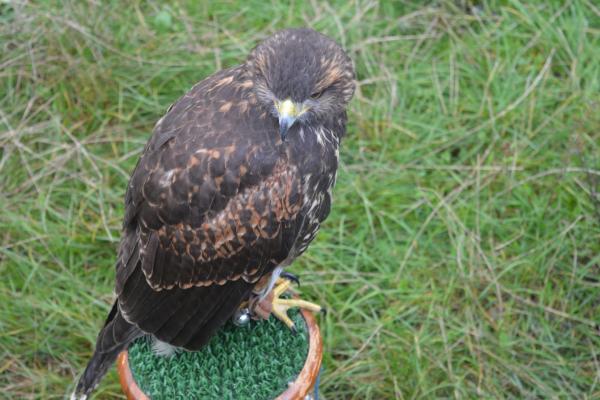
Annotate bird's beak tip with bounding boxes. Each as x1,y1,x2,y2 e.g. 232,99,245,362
278,116,295,142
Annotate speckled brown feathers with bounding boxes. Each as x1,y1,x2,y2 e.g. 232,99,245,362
73,28,355,399
116,68,303,294
112,29,355,348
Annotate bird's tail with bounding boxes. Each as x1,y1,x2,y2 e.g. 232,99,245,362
71,302,141,400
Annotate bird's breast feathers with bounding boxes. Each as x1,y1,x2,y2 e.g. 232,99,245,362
120,67,343,291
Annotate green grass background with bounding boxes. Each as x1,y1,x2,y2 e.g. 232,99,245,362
1,1,599,398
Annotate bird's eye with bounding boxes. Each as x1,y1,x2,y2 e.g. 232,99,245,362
310,90,324,100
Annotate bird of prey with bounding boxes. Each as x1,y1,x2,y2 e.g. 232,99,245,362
72,28,355,399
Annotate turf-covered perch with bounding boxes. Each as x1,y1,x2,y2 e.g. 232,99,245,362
117,309,322,399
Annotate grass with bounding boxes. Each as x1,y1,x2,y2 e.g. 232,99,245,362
1,0,599,398
128,310,307,400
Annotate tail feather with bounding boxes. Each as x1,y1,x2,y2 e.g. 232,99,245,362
72,302,141,399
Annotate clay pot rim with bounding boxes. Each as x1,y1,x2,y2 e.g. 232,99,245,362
117,308,323,400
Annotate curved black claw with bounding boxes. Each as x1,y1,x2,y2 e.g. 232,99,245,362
281,271,300,286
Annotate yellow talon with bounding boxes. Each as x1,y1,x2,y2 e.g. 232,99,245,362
274,278,292,297
272,305,296,330
277,298,322,313
269,277,323,332
244,275,323,330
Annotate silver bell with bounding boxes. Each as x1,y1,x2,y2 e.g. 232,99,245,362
233,308,251,326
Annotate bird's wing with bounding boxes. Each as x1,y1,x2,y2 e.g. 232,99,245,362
111,68,307,349
124,144,302,292
115,69,303,295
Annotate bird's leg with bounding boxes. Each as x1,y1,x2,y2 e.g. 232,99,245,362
249,275,323,333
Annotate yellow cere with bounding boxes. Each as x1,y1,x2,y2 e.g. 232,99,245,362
278,99,296,116
277,99,309,117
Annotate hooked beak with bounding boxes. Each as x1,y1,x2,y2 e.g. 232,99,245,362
278,115,295,141
276,99,303,142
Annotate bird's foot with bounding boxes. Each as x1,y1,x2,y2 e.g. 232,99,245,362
249,277,323,333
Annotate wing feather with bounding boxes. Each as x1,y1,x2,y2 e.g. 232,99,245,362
119,264,252,350
129,136,302,290
115,67,304,347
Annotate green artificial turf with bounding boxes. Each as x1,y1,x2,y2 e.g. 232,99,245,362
1,1,600,399
128,310,308,400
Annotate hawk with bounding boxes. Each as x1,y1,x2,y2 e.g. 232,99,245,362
72,28,355,399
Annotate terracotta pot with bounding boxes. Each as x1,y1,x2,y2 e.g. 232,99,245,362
117,308,323,400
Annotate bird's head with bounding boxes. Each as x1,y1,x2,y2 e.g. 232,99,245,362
246,28,355,141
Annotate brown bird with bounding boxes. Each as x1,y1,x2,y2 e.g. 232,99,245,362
72,28,355,399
